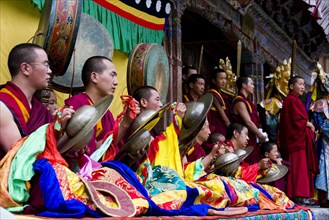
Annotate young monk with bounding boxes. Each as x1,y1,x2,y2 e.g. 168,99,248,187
207,68,231,136
35,88,58,116
279,75,319,204
261,142,287,192
183,74,205,103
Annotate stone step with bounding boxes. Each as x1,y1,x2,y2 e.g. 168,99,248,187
310,206,329,220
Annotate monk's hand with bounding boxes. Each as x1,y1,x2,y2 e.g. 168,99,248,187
224,145,234,153
258,133,267,143
315,130,320,142
65,145,89,160
217,143,226,155
275,157,283,165
129,99,141,116
135,147,147,160
175,102,186,118
258,158,271,171
122,99,140,127
60,106,75,131
307,121,315,132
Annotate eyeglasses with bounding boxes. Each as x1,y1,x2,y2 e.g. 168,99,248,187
29,62,50,69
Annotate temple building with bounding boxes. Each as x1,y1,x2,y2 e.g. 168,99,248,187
164,0,329,103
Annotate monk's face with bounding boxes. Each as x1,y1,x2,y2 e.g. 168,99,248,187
143,89,163,111
244,77,254,94
191,78,205,96
96,60,118,96
214,71,227,89
197,119,211,143
45,91,58,115
290,78,305,96
29,48,52,90
265,144,280,161
234,127,249,149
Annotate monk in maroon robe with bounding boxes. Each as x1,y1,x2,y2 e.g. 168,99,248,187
65,93,115,155
183,93,195,103
279,76,318,201
187,142,207,162
63,56,138,160
231,77,266,165
0,44,69,159
0,82,53,158
207,69,231,137
183,74,205,103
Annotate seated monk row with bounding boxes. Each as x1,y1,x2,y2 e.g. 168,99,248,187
0,44,309,218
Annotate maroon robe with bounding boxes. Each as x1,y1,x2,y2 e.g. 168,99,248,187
65,93,115,155
279,92,318,199
231,93,261,164
207,89,230,136
186,142,206,162
183,93,196,103
0,82,53,157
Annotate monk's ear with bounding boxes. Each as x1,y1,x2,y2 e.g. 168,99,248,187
265,152,269,158
189,82,194,89
90,72,98,83
289,84,294,90
140,98,148,108
20,62,31,76
233,130,238,139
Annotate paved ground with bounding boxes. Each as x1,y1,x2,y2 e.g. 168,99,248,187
309,206,329,220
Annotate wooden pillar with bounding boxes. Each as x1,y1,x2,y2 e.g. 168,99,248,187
241,51,265,103
164,2,185,103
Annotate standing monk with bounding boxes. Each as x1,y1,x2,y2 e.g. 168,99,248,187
65,56,139,156
0,43,73,158
279,75,318,204
207,68,231,136
231,76,266,164
183,74,205,103
182,65,198,95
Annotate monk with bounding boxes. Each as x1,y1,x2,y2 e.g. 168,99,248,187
185,120,295,210
207,68,231,136
135,90,295,211
182,65,197,95
231,76,266,164
279,75,318,204
35,88,58,116
65,56,139,156
183,74,205,103
0,43,74,158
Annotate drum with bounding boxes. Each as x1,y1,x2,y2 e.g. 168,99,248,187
51,13,114,92
127,43,169,103
34,0,82,77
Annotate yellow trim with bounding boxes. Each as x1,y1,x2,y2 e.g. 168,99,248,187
0,88,29,122
106,0,164,25
209,89,226,110
236,96,252,113
183,95,189,102
187,146,195,156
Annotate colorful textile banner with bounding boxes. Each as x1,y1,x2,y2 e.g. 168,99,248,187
93,0,172,30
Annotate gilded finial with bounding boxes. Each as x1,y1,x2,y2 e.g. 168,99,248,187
219,57,237,97
273,58,291,97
